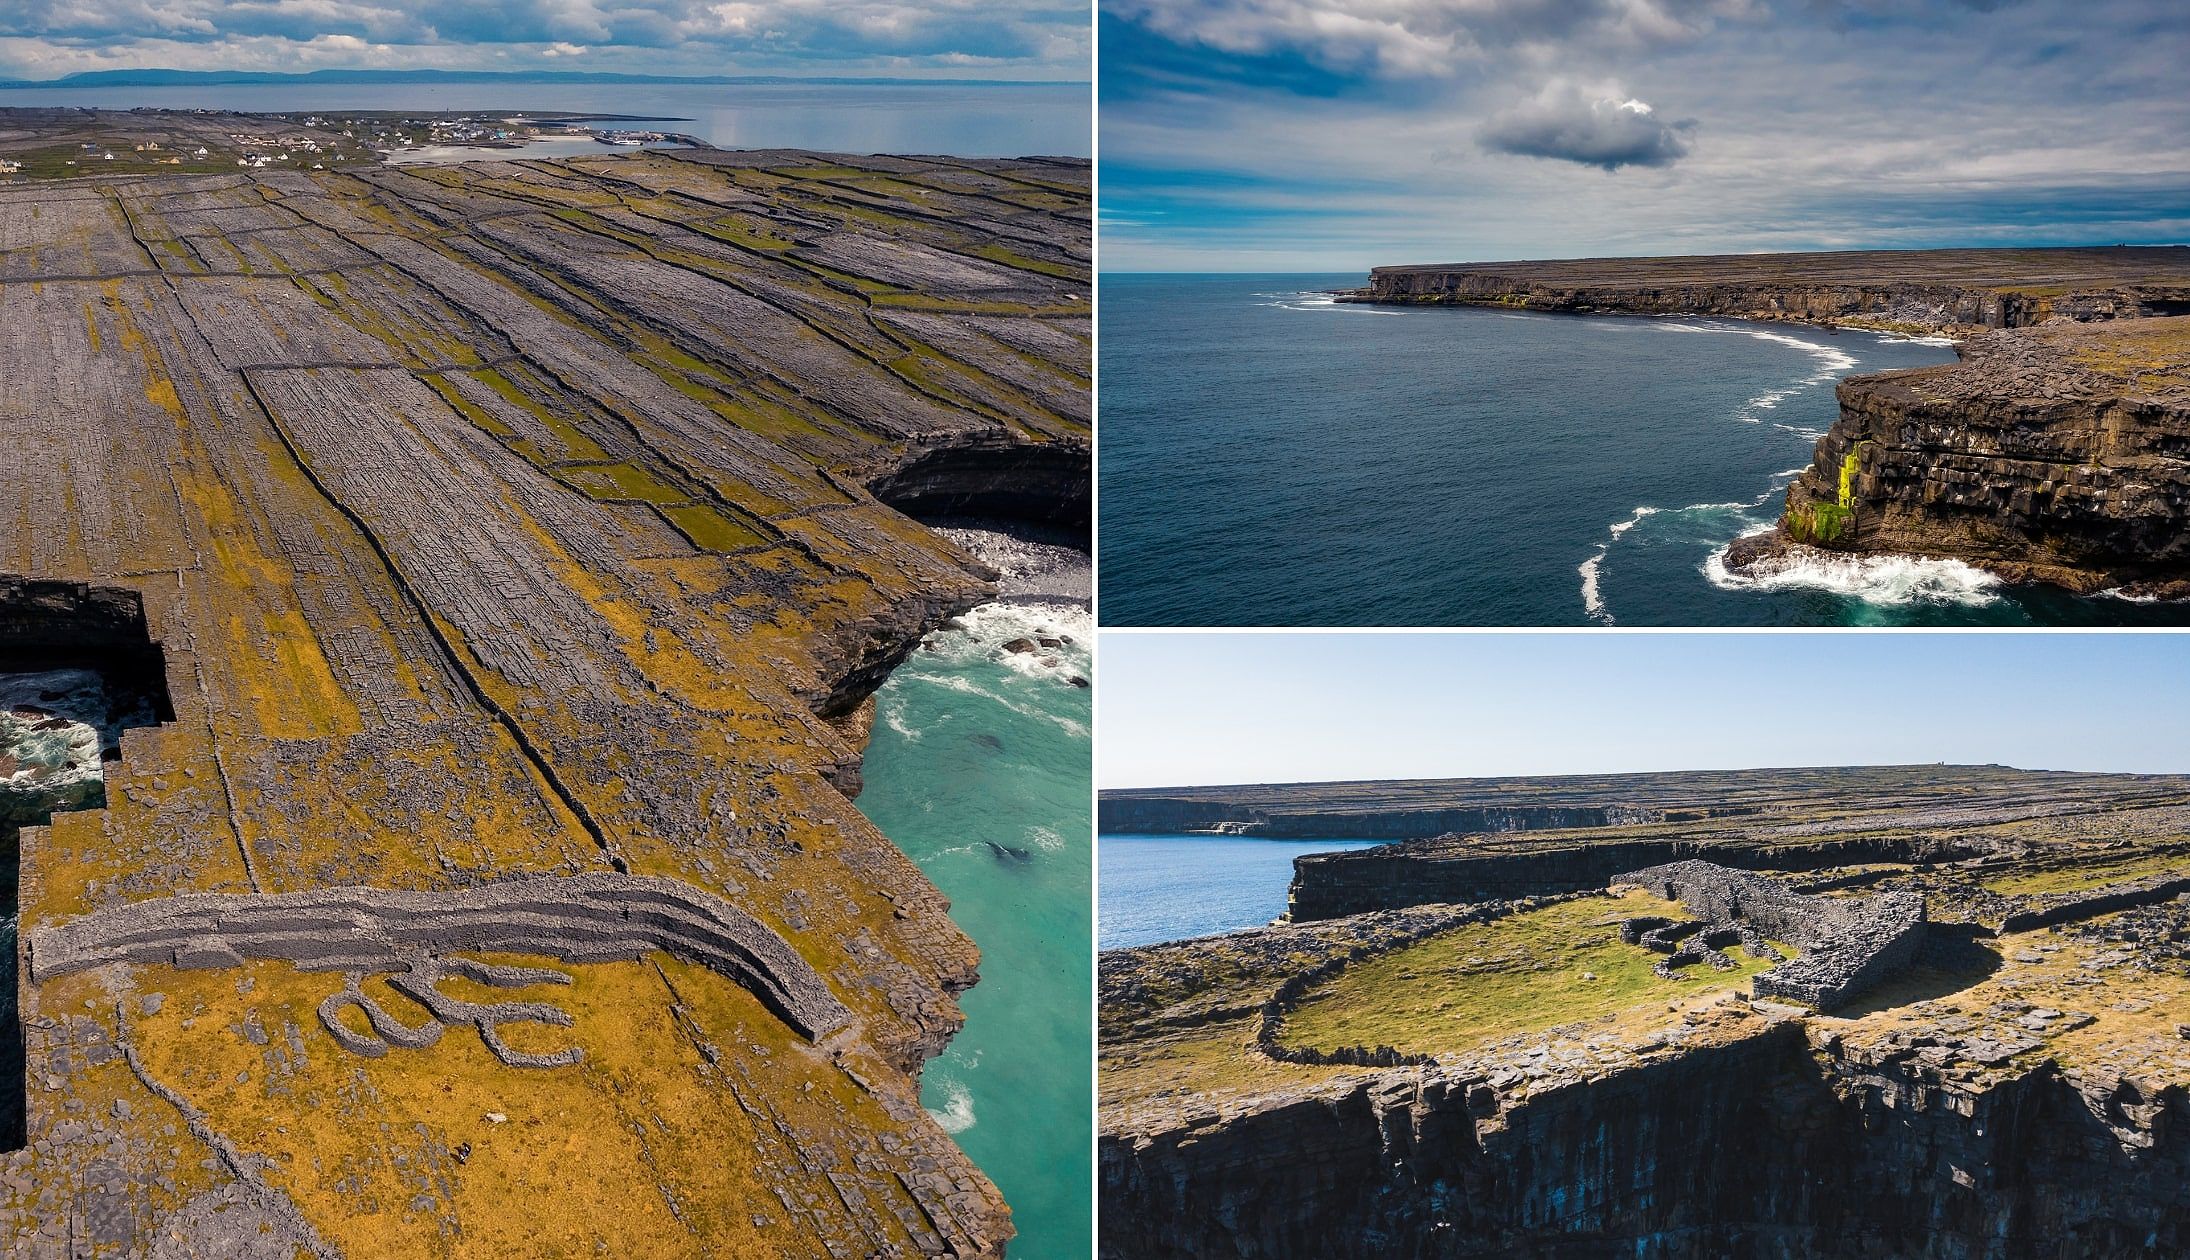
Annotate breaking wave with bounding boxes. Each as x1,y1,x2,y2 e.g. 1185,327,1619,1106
890,670,1089,739
921,601,1091,680
1580,479,1800,622
1657,319,1859,426
1579,507,1661,623
1869,330,1960,348
1254,291,1403,315
1703,541,2004,607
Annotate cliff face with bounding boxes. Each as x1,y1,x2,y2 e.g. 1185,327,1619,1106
1289,833,1987,921
1734,317,2190,593
1102,1025,2190,1260
865,435,1092,534
1360,271,2066,328
1347,247,2190,333
1103,767,2190,1259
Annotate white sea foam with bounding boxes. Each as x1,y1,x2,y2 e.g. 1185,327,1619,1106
1256,291,1402,315
1580,478,1814,620
1654,319,1861,436
926,1080,977,1134
1658,319,1859,375
894,670,1090,738
1772,423,1827,440
921,600,1092,681
879,692,921,742
1703,544,2003,606
1576,555,1607,622
1579,507,1662,622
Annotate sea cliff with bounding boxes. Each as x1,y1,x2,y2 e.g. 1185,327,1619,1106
1100,766,2190,1258
1728,316,2190,595
1345,246,2190,334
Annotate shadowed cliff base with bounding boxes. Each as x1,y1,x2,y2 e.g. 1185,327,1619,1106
0,579,175,1152
867,438,1092,539
1100,764,2190,1258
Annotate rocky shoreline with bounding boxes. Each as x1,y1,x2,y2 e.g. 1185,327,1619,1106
1340,247,2190,601
1724,316,2190,597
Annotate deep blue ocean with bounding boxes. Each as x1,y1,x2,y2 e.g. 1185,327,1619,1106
1098,835,1387,950
1099,274,2190,627
858,600,1091,1259
0,81,1089,157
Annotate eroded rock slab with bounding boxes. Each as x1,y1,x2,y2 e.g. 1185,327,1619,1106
0,130,1086,1258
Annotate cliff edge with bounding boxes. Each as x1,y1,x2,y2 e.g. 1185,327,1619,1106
1102,766,2190,1258
1729,316,2190,594
1345,245,2190,334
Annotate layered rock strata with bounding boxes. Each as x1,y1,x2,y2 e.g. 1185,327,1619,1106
1209,765,2190,924
1103,1005,2190,1259
1104,766,2190,1258
1101,763,2173,843
1342,246,2190,333
1730,316,2190,594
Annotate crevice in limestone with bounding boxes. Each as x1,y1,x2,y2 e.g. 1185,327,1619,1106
0,574,174,1151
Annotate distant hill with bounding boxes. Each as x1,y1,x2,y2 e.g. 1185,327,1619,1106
0,68,1078,89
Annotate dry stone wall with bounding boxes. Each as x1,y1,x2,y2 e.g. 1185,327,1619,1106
1616,860,1925,1009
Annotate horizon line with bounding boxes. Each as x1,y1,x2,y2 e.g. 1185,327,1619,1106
1096,760,2174,795
0,68,1089,89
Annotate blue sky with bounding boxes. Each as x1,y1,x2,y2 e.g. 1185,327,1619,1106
0,0,1090,81
1101,0,2190,271
1098,633,2190,786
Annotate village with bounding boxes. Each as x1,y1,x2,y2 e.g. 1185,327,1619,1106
0,107,677,180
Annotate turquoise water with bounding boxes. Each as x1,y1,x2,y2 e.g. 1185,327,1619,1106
857,601,1092,1259
1098,834,1389,949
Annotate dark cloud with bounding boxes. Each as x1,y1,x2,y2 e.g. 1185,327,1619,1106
1478,82,1694,169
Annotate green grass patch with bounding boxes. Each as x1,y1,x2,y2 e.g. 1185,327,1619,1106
968,242,1086,282
1789,500,1853,545
1982,851,2190,897
661,504,770,552
1274,893,1786,1059
559,461,687,504
463,366,611,463
693,215,800,252
1837,445,1866,509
